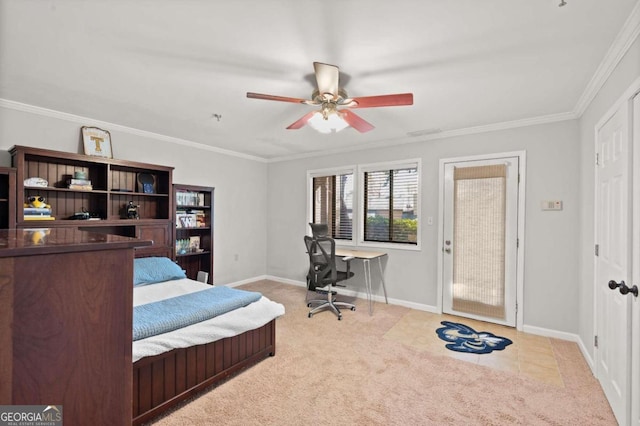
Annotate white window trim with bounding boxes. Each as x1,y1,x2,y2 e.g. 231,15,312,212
357,158,422,251
306,165,357,245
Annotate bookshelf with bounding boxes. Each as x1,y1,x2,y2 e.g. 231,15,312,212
174,184,214,283
0,167,16,229
10,145,174,257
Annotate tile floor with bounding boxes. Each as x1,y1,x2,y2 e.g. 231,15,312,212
383,309,565,387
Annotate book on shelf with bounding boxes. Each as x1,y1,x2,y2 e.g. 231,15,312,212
68,178,92,186
24,216,55,220
192,210,206,227
176,212,197,228
176,190,203,207
68,184,93,190
176,210,185,228
24,207,53,215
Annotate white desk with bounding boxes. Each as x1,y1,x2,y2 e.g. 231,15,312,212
335,248,388,315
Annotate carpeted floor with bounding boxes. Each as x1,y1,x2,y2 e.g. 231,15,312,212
148,280,616,425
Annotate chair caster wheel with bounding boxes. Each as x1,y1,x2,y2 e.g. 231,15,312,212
350,307,356,311
308,313,313,318
338,315,342,320
307,303,312,307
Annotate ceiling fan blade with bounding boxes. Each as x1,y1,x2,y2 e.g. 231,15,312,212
341,110,374,133
247,92,310,104
347,93,414,108
313,62,339,99
286,111,317,130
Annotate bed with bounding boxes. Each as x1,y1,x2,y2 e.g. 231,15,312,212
130,257,285,425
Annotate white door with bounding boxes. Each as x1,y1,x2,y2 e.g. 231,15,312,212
630,93,640,426
442,156,519,326
595,99,632,426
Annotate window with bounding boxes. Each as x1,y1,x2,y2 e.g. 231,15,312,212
308,160,420,248
309,170,354,240
361,160,420,245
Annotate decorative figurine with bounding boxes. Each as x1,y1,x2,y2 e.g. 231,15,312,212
24,195,51,209
126,201,140,219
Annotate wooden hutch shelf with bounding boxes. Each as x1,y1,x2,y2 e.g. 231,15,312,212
10,145,174,257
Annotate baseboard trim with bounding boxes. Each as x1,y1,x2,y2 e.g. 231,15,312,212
224,275,269,288
576,336,596,373
521,324,579,342
240,276,593,352
264,275,439,314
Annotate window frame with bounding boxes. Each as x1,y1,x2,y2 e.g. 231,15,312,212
306,166,357,245
358,159,422,251
306,159,421,250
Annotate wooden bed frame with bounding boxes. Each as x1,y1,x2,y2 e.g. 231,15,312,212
132,318,276,425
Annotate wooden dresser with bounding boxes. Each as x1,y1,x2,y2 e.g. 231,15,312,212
0,228,151,425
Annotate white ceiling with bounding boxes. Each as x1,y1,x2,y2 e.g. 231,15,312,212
1,0,638,161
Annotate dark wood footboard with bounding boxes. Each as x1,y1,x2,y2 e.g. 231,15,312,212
132,319,276,425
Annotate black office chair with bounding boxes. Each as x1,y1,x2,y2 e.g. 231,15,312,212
309,222,329,238
304,235,356,320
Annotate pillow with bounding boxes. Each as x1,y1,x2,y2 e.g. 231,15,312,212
133,257,186,287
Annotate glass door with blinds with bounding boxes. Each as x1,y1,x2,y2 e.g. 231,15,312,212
441,157,519,326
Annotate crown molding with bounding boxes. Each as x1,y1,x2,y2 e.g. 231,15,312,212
0,98,578,165
0,98,267,163
573,0,640,116
268,111,576,163
421,111,577,141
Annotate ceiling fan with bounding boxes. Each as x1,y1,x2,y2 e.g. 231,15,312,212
246,62,413,133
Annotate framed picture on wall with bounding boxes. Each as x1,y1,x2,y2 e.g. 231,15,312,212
81,126,113,158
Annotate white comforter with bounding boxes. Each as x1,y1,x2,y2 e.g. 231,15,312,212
132,279,285,362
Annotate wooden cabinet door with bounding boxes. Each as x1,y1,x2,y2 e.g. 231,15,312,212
136,223,172,258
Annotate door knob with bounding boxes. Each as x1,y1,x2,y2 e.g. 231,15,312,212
620,282,638,297
608,280,621,290
607,280,638,297
444,248,451,254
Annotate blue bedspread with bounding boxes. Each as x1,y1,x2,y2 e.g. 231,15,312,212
133,286,262,341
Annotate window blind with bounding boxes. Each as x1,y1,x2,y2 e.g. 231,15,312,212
312,173,353,239
363,166,418,244
451,164,506,319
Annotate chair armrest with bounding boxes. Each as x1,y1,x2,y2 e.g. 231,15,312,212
341,256,354,279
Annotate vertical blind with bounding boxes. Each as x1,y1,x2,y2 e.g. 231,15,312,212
452,164,506,319
363,166,418,244
312,173,353,239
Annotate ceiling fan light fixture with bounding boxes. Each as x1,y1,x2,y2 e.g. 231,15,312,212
307,110,349,134
247,62,413,133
